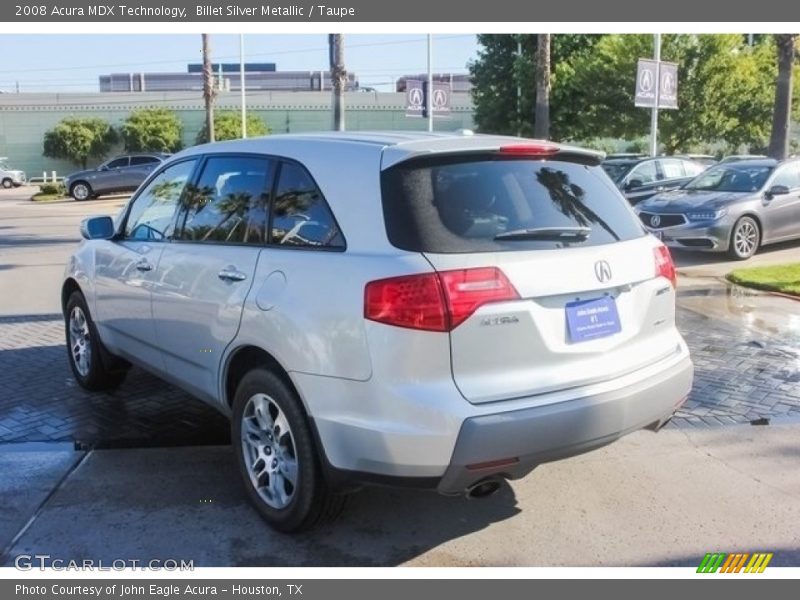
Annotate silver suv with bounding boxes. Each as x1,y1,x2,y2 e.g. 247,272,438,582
62,132,693,531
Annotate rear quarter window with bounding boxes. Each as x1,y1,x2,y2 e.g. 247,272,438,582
381,156,645,253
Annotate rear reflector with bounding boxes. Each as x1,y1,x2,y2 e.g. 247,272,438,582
498,142,559,156
365,267,520,332
654,244,677,288
466,457,520,471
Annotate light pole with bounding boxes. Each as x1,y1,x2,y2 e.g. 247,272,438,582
427,34,433,132
240,34,247,138
649,33,662,157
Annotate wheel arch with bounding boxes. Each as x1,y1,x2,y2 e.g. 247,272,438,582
732,212,764,243
223,345,306,413
61,277,83,315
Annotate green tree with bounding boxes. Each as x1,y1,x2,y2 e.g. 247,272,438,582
555,34,776,152
195,111,270,144
469,34,600,137
42,117,117,169
768,34,797,159
121,108,183,153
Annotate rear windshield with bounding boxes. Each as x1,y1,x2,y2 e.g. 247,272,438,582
381,156,645,253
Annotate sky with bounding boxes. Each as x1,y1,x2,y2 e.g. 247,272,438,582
0,34,479,94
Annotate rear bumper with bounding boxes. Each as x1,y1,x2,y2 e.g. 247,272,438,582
436,354,693,494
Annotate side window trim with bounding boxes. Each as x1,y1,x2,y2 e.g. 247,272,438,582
171,152,276,246
119,156,201,242
266,158,347,252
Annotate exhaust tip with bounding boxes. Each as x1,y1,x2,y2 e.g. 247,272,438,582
465,478,503,499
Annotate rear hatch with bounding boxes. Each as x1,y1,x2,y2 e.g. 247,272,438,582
380,145,680,404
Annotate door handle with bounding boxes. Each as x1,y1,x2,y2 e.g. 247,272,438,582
218,267,247,282
135,260,153,272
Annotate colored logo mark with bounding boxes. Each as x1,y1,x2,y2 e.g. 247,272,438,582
697,552,773,573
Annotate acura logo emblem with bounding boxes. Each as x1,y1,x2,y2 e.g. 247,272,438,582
650,215,661,228
594,260,612,283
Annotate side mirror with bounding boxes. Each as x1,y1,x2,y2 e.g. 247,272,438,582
625,179,644,191
99,165,110,171
80,216,115,240
766,184,790,198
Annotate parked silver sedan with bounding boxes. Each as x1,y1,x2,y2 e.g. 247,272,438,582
635,158,800,259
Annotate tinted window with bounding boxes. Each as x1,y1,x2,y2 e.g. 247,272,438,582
124,159,197,241
270,162,344,248
106,157,129,169
771,164,800,189
659,159,685,179
685,164,774,192
627,161,658,185
130,156,160,166
601,162,633,183
176,156,271,245
381,157,644,253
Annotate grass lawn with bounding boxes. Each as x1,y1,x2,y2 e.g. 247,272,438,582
727,263,800,296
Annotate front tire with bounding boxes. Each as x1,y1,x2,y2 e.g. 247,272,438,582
1,178,12,189
65,291,127,391
70,181,92,201
232,368,345,532
728,216,760,260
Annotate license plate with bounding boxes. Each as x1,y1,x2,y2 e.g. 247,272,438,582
565,296,621,343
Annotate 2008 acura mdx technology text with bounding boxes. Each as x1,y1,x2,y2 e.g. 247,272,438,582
62,132,693,531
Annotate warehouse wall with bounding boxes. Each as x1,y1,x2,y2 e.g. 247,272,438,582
0,91,475,177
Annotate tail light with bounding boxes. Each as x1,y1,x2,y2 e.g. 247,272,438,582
654,245,677,287
364,267,519,332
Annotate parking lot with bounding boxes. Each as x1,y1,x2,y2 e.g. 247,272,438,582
1,186,799,566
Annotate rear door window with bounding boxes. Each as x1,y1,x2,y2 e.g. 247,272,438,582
381,157,644,253
175,156,272,245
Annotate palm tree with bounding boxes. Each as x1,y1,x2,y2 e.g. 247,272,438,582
767,34,797,160
536,168,619,241
533,34,551,139
202,34,216,143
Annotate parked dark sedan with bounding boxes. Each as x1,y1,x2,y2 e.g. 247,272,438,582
602,156,706,205
64,153,169,200
635,158,800,259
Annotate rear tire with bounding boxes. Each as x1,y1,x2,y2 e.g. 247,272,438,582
65,291,127,391
232,368,345,532
1,178,12,189
70,181,92,201
728,216,760,260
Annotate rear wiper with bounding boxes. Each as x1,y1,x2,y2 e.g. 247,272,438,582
494,226,591,241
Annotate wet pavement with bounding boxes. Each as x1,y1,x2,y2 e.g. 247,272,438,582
0,286,798,446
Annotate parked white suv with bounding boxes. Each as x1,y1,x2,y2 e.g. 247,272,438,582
62,132,693,531
0,158,27,188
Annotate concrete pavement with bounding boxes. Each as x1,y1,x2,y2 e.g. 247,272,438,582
0,187,127,316
1,424,799,567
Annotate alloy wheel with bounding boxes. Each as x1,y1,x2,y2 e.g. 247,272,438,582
240,393,299,509
734,220,758,257
68,306,92,377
